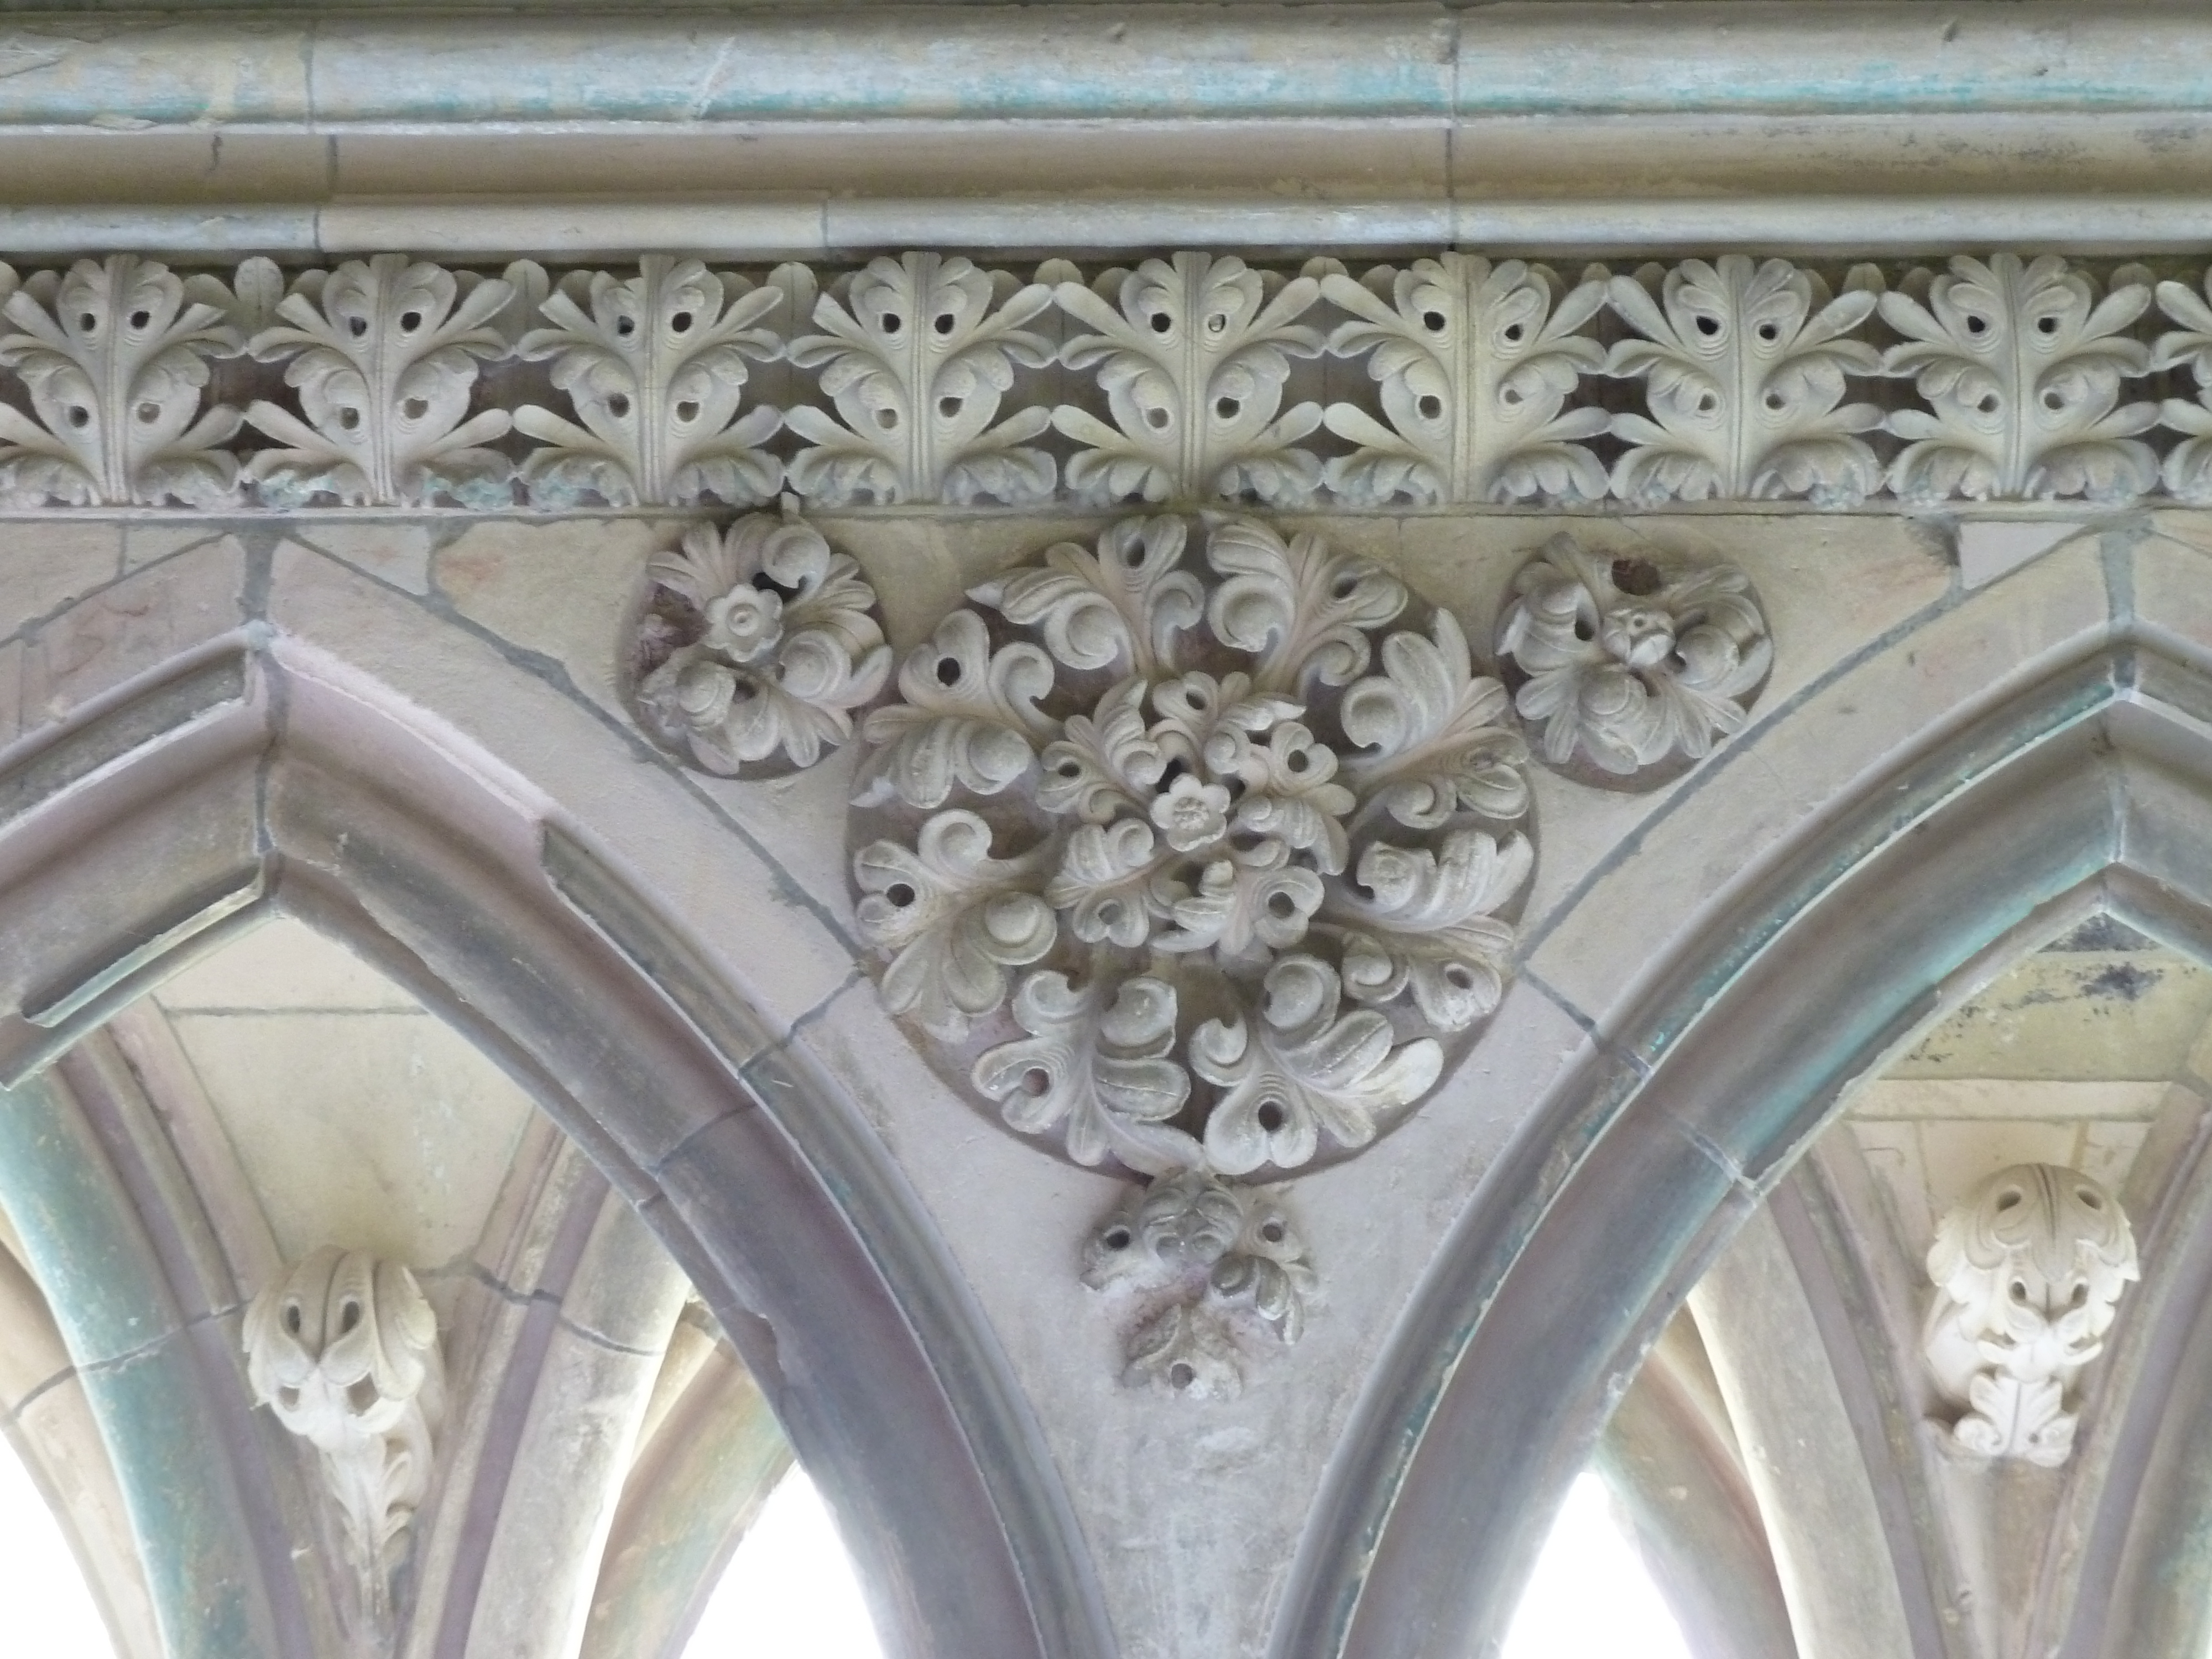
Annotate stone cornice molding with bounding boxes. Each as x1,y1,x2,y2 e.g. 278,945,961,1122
2,247,2210,512
8,6,2212,256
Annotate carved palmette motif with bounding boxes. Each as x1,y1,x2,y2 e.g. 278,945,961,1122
244,1248,445,1634
1923,1165,2139,1467
0,247,2201,512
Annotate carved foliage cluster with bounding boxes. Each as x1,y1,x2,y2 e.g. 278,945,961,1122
1923,1164,2140,1467
8,249,2212,511
632,509,893,773
849,514,1535,1192
244,1248,446,1632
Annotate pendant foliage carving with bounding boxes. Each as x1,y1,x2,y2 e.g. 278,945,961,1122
245,1248,445,1638
1923,1164,2138,1467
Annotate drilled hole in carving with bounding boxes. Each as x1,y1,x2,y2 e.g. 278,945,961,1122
1331,575,1360,599
939,395,962,419
341,1300,362,1334
1020,1068,1050,1097
2044,389,2065,411
1149,311,1172,335
2037,314,2060,335
875,408,899,430
284,1303,302,1336
1756,321,1780,342
1259,1219,1286,1244
1501,387,1524,407
1216,397,1240,420
135,401,159,424
1695,393,1718,414
1255,1098,1287,1134
674,400,700,423
1610,557,1663,596
1123,541,1146,568
76,312,96,332
1694,314,1720,337
1056,759,1082,778
2011,1279,2030,1302
1573,617,1595,642
340,406,362,431
1977,394,2000,415
1966,314,1989,336
615,316,636,337
1158,757,1190,788
1266,891,1298,919
935,655,961,686
885,882,917,907
1764,391,1786,412
2070,1281,2090,1307
399,310,422,332
934,312,957,336
1997,1188,2024,1210
882,313,902,336
1422,310,1447,333
670,311,694,335
347,315,369,338
65,406,89,430
128,309,150,331
401,397,429,421
1287,749,1310,773
1145,406,1171,430
608,393,632,419
1205,312,1229,336
1444,964,1477,990
1169,1361,1197,1390
1503,321,1525,343
1103,1226,1132,1250
1417,394,1443,420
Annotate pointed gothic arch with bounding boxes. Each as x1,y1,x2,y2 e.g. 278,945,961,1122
0,538,1113,1659
1282,525,2212,1659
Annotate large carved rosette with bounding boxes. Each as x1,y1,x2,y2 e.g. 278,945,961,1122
848,513,1533,1387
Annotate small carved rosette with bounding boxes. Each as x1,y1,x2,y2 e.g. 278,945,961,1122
632,508,893,774
1496,534,1771,781
1923,1164,2140,1467
849,514,1534,1387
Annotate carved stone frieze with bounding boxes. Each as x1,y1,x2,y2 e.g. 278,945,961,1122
1923,1165,2140,1467
244,1248,447,1635
0,249,2210,514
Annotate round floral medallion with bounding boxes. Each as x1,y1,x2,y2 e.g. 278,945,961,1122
848,514,1535,1182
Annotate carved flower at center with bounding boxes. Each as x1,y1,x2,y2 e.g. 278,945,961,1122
849,515,1535,1182
703,582,785,663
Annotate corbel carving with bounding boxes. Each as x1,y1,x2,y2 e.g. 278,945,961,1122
244,1248,446,1632
1923,1165,2139,1467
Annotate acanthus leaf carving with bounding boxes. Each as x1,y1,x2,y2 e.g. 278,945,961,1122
514,254,790,507
243,253,517,508
633,507,892,773
1322,254,1608,507
853,808,1057,1040
1497,535,1771,778
786,253,1058,505
244,1248,445,1640
1604,255,1885,506
1053,253,1325,505
1923,1164,2139,1467
851,610,1059,809
0,254,245,506
1880,253,2158,504
2153,266,2212,503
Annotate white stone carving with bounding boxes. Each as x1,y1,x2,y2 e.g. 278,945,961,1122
1604,256,1885,505
1496,535,1772,776
0,247,2197,514
1321,254,1609,505
0,255,245,506
514,254,790,507
1052,254,1326,505
850,514,1532,1194
633,508,892,775
1082,1169,1316,1399
1881,254,2158,504
242,254,519,508
2153,267,2212,504
785,253,1058,505
1923,1165,2139,1467
244,1248,446,1630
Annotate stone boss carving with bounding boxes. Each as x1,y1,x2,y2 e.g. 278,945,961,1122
1924,1165,2140,1466
245,1248,446,1629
